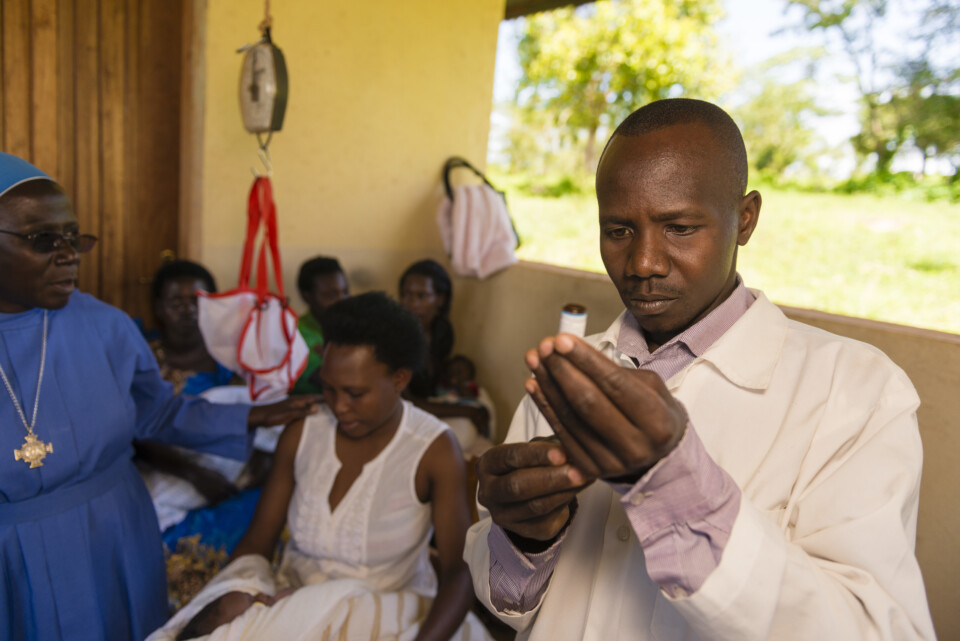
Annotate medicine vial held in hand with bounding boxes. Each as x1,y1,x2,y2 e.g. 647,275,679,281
558,303,587,338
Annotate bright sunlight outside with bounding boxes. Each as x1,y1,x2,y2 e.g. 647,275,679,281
487,0,959,335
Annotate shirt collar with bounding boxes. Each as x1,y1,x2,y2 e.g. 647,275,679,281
615,277,756,362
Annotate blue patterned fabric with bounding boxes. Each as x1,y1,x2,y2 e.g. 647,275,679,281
179,363,236,397
162,487,262,555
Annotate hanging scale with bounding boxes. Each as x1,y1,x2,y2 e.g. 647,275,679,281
238,1,289,156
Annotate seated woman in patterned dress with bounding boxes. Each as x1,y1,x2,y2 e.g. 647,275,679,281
135,260,247,531
135,260,282,612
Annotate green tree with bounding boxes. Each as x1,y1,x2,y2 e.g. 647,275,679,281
516,0,731,171
787,0,900,174
496,102,582,177
911,93,960,178
735,49,832,182
906,3,960,178
893,61,960,178
787,0,959,178
918,0,959,50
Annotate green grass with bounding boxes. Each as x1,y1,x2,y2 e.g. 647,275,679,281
505,186,960,335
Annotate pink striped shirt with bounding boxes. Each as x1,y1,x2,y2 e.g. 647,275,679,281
488,279,754,612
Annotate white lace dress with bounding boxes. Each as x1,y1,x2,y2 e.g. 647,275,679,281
279,400,444,596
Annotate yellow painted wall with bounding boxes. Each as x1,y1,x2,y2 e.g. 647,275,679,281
196,0,504,300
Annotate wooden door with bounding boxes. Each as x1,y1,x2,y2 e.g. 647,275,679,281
1,0,183,326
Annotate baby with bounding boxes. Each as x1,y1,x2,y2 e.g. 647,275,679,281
176,589,294,640
437,354,480,401
156,569,465,641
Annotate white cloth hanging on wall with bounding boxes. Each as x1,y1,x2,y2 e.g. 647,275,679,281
436,184,518,279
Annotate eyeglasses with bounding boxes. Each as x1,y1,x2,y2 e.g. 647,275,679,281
0,229,98,254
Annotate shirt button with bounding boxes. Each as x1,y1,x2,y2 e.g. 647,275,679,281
629,492,647,506
617,525,631,541
669,585,689,598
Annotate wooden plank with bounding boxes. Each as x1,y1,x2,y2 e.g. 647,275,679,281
504,0,592,19
56,0,76,199
30,0,60,176
126,0,182,324
0,5,5,148
2,0,31,159
179,0,206,261
121,0,143,320
74,0,101,298
98,0,126,308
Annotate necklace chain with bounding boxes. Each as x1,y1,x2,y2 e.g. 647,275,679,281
0,310,47,435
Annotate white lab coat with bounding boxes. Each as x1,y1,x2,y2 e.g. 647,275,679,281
465,291,936,641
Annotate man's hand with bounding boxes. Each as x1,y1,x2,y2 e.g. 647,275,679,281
524,333,688,482
247,395,322,429
476,440,592,543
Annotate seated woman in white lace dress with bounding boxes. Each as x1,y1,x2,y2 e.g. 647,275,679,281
221,292,490,641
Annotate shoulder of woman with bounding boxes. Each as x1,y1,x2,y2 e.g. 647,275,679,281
420,428,465,479
276,417,307,457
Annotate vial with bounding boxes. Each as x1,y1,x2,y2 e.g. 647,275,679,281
558,303,588,338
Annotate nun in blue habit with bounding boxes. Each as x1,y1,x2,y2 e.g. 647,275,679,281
0,153,319,640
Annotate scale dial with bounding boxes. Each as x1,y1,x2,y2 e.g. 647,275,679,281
239,41,288,134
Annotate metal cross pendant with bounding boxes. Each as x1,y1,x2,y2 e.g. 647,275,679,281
14,433,53,468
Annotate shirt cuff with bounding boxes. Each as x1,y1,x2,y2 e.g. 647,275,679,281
487,523,564,614
613,423,741,596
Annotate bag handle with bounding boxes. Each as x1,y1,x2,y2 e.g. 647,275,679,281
240,177,286,302
255,177,285,301
443,156,501,201
238,179,264,289
442,156,522,249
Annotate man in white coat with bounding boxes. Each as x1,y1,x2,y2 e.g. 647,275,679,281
464,98,936,641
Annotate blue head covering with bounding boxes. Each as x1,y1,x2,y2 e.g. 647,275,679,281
0,152,55,201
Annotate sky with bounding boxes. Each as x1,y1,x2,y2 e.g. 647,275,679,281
491,0,947,176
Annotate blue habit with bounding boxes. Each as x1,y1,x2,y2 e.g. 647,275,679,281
0,293,252,640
